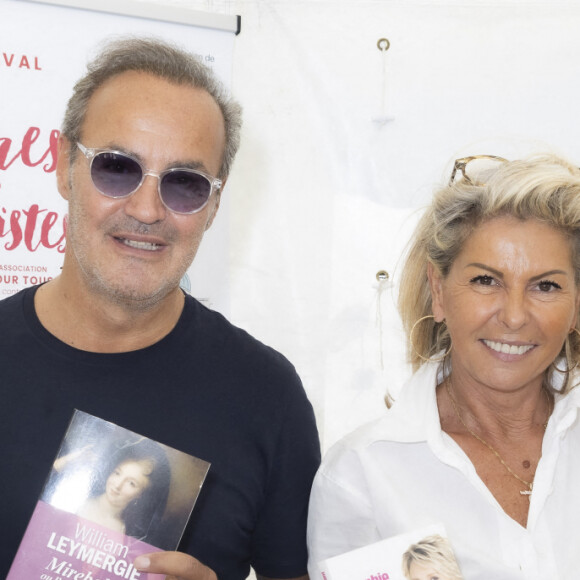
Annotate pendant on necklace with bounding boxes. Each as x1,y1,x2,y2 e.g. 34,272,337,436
520,482,533,499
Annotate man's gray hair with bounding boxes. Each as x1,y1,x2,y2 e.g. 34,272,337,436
61,36,242,179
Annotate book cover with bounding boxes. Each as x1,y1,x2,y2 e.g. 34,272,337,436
8,410,210,580
318,523,464,580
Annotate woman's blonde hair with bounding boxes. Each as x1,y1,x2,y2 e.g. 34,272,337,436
401,534,463,580
398,154,580,392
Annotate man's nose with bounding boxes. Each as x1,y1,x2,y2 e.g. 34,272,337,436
123,172,167,224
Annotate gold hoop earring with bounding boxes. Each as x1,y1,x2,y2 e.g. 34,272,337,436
551,359,578,375
551,328,580,375
409,314,452,363
566,328,580,372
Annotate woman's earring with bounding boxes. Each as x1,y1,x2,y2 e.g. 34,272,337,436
409,315,452,363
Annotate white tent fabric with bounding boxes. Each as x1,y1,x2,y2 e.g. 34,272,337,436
126,0,580,453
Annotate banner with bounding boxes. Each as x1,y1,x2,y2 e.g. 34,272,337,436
0,0,238,313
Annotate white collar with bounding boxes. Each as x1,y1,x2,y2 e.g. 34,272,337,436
345,361,580,449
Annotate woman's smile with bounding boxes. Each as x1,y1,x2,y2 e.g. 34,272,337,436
481,339,535,356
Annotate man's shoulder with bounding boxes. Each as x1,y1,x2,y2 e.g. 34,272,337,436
0,286,30,311
0,286,33,332
185,295,298,376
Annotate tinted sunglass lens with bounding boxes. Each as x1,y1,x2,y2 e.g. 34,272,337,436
91,152,143,197
160,171,211,214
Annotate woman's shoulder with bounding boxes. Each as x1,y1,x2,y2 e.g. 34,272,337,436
327,414,394,455
318,363,441,485
317,414,399,486
327,366,439,450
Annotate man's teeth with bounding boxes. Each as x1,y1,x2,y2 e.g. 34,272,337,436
483,340,533,355
121,238,161,251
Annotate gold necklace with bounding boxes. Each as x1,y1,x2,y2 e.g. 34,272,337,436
445,378,552,500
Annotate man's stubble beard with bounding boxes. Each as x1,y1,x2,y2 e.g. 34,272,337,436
64,184,198,312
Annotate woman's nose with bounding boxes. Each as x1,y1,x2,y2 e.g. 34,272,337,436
498,290,528,329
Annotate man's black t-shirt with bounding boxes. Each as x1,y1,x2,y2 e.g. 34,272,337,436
0,286,320,580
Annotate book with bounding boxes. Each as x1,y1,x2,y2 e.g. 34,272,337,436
317,523,464,580
8,409,210,580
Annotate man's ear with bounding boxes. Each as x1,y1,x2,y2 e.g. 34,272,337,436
427,262,446,323
56,135,73,201
204,181,224,231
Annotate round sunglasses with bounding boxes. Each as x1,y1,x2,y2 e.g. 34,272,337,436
76,142,222,215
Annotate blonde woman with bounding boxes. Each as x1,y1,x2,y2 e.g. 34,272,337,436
308,154,580,578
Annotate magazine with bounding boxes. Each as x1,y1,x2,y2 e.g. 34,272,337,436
8,410,210,580
318,523,463,580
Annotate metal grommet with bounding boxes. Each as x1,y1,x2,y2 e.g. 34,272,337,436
377,38,390,52
376,270,389,282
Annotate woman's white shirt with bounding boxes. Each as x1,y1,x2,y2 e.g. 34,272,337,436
307,362,580,580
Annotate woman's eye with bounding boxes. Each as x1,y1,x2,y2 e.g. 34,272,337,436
471,275,495,286
537,279,562,292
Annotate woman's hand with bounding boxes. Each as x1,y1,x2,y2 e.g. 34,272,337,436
134,552,217,580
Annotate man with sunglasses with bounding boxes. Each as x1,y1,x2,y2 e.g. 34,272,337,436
0,38,320,580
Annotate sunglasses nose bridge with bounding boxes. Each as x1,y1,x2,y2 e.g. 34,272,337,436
140,169,165,200
142,169,162,184
123,168,167,222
